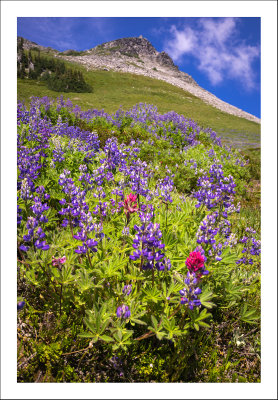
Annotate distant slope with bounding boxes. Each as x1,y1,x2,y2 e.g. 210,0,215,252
58,36,260,125
18,36,260,124
17,38,260,149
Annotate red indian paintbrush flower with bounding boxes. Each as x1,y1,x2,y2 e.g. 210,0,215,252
52,256,66,270
186,251,205,273
124,193,139,215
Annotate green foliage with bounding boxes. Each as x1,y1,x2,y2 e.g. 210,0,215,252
46,69,92,93
17,98,260,383
17,49,92,93
59,50,87,56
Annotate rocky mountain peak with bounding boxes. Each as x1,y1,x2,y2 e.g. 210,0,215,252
94,36,158,57
90,36,180,71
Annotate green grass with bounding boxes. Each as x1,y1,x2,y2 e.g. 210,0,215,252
17,64,260,148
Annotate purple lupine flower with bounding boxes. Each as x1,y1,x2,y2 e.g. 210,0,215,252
180,271,202,310
20,178,33,200
17,301,25,311
34,240,50,251
196,212,219,245
237,227,260,265
123,284,132,296
19,244,29,252
130,221,170,271
116,305,131,319
194,164,236,211
155,175,174,204
122,226,130,236
21,215,49,252
17,204,23,225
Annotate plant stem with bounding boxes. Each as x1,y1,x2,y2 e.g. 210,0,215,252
69,215,74,239
86,248,93,269
152,247,155,287
59,283,63,316
62,345,90,356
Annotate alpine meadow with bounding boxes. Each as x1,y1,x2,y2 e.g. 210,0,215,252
17,33,261,383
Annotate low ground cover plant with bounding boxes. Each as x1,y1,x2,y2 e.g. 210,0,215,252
17,96,260,382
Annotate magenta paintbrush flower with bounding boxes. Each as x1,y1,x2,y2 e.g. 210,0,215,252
124,193,139,215
186,251,205,273
52,256,66,270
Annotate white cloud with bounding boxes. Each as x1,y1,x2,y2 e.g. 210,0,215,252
165,26,197,61
199,17,237,47
164,18,260,90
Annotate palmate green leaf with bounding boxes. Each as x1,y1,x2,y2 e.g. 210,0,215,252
220,249,238,266
125,265,145,281
148,315,165,340
25,269,43,286
83,304,113,337
161,280,183,304
83,317,97,335
128,299,147,326
122,331,134,342
199,288,216,309
223,280,247,306
78,331,95,339
130,318,147,326
172,270,185,285
99,335,114,343
162,316,175,331
95,258,124,279
77,269,95,293
161,230,179,250
181,230,197,248
142,286,162,304
189,307,212,331
44,208,59,226
194,308,212,323
111,329,133,349
156,332,166,340
240,304,260,324
60,265,75,285
151,315,158,329
162,316,182,339
113,330,122,342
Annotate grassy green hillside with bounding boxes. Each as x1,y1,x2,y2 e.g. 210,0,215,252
17,64,260,149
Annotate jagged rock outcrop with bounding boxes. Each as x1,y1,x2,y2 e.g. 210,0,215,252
156,51,178,69
17,37,57,53
98,37,158,57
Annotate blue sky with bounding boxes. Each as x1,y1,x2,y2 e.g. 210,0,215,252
17,17,261,118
